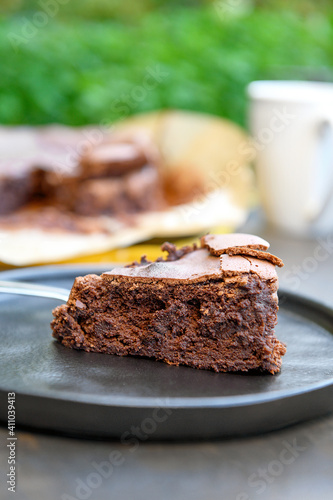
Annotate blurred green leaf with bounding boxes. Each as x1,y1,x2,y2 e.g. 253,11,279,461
0,6,333,127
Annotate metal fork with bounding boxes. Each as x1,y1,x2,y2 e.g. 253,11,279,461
0,280,70,301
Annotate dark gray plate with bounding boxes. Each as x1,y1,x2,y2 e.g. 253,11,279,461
0,265,333,440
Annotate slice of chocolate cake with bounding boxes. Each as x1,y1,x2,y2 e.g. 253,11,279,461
51,233,286,374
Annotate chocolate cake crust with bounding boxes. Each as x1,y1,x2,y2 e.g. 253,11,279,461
51,234,286,374
202,233,270,254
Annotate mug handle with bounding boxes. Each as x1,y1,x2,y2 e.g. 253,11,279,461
305,118,333,223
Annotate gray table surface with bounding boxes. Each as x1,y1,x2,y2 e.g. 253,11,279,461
1,212,333,500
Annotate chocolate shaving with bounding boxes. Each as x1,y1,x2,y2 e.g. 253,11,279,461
126,254,153,268
159,242,198,262
126,242,198,268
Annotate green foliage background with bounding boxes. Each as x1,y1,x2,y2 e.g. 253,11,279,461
1,1,333,127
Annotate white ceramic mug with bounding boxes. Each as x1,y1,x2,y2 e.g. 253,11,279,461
247,80,333,236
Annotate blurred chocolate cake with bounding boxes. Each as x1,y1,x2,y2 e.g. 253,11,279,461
0,126,165,228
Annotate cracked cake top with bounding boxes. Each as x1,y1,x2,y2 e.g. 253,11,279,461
103,233,283,283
